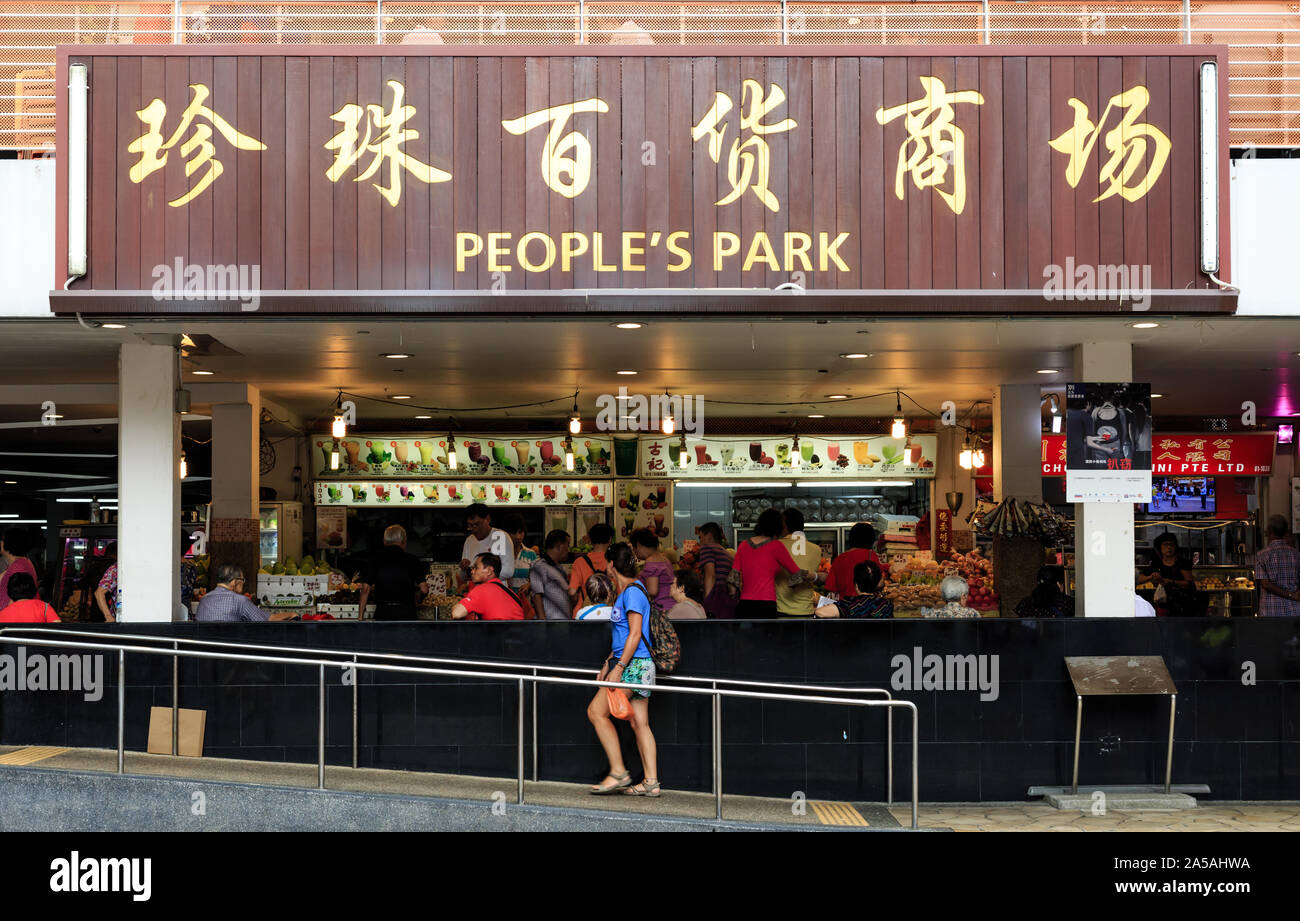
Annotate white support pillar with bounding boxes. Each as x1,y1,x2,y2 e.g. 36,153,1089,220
118,341,180,622
1073,341,1136,618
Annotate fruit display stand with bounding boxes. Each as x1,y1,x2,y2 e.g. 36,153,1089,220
881,555,943,615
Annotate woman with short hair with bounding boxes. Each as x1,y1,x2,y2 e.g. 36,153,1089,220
0,573,60,623
667,569,707,620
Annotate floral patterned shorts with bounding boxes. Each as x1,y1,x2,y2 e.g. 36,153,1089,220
619,656,656,698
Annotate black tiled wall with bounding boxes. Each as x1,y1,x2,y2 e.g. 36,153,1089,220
1,617,1297,801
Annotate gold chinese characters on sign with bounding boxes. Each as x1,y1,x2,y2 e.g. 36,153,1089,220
325,79,451,206
502,99,610,198
1049,87,1171,203
876,76,985,216
692,79,797,213
127,84,266,207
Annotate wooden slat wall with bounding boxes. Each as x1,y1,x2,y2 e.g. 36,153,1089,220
76,51,1213,296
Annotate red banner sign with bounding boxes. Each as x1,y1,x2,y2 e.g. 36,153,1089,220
1041,434,1275,476
936,509,954,558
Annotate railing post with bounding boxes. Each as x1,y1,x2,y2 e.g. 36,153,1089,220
981,0,991,44
886,694,893,805
712,682,722,821
1183,0,1192,43
781,0,788,45
578,0,586,44
351,653,358,770
531,666,538,782
318,663,326,790
117,648,125,774
1165,695,1177,795
910,703,918,830
172,0,182,43
171,640,179,756
517,678,525,805
376,0,384,45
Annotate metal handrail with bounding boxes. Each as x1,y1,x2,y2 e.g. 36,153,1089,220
1,626,898,802
0,628,919,827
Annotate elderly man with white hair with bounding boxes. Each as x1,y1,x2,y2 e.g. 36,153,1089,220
359,524,429,621
922,576,982,619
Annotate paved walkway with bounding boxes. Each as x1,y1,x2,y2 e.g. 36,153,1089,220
3,746,1297,830
888,803,1300,832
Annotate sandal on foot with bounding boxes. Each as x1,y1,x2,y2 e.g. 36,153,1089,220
590,771,631,795
625,780,662,798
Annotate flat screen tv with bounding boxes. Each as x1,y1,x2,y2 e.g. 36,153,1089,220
1146,477,1214,516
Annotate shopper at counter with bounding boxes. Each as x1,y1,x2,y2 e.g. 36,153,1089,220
576,573,614,621
1255,515,1300,617
460,505,514,587
667,570,707,620
631,528,674,611
817,561,893,619
733,509,802,619
94,562,118,622
1140,534,1198,617
569,523,613,609
359,525,429,621
922,577,981,619
0,573,60,623
196,565,296,622
0,527,39,611
503,514,538,597
531,529,573,621
1013,566,1075,618
776,508,822,617
695,522,736,619
825,523,887,599
451,553,524,620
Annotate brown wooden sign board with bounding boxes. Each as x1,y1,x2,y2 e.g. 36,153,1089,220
53,46,1231,316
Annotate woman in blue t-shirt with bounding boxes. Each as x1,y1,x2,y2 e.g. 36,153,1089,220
586,542,660,797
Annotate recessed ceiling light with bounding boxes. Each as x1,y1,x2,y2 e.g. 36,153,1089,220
616,370,638,375
102,323,126,329
1036,369,1058,374
1151,393,1164,398
827,394,849,400
414,415,432,420
808,414,826,418
391,395,412,400
191,369,214,375
613,322,644,330
1130,322,1160,329
839,353,872,359
3,480,16,485
381,353,412,359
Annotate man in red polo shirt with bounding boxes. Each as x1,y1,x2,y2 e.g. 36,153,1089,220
451,552,524,621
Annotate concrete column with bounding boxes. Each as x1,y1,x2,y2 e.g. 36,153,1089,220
118,341,180,622
992,385,1048,615
1073,341,1136,618
209,386,261,586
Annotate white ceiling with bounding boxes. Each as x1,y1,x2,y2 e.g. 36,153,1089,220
0,315,1297,424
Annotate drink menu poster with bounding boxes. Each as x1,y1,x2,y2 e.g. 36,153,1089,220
636,435,938,479
312,434,613,479
314,481,612,507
